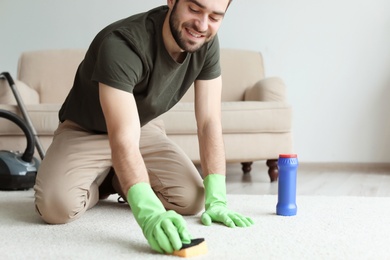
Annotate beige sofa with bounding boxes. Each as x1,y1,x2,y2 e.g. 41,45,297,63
0,49,293,181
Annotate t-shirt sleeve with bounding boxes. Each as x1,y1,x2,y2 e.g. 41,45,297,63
196,34,221,80
91,32,143,93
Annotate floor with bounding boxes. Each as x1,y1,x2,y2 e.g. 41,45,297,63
224,161,390,197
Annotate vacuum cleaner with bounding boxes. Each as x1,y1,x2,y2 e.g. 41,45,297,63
0,72,45,190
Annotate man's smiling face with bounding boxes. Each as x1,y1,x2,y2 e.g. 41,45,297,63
169,0,229,53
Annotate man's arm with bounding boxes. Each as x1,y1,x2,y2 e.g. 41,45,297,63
99,83,191,253
99,83,148,193
194,77,254,228
194,76,226,178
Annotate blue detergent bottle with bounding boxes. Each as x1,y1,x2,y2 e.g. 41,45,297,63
276,154,298,216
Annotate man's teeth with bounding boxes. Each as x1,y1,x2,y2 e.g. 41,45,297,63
188,30,201,38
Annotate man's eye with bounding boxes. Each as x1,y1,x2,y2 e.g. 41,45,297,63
189,7,200,13
210,16,219,22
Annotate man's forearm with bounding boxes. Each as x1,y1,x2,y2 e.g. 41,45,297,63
198,122,226,177
110,137,149,195
99,83,148,193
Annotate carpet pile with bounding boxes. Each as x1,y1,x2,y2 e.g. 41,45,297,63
0,190,389,259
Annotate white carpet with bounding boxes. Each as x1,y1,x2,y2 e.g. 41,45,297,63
0,190,389,260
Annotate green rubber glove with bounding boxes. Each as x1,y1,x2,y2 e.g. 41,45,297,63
201,174,254,228
127,183,191,254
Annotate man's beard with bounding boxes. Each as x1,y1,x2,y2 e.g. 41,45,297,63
169,3,213,53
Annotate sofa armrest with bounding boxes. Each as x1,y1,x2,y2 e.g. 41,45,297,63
244,77,287,102
0,78,39,104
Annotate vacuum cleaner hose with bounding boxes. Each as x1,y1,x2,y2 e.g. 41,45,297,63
0,109,35,162
1,71,15,85
0,72,45,160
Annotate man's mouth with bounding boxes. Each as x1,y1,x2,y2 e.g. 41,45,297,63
186,28,204,38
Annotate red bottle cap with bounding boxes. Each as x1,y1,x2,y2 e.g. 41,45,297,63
279,154,298,158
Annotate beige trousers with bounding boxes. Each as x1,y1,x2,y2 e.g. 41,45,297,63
34,120,204,224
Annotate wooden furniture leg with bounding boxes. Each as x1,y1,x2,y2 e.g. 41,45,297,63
241,162,253,174
266,159,279,182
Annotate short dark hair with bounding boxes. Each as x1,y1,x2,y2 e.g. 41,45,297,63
176,0,233,10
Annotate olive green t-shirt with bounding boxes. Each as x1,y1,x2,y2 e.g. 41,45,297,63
59,6,221,133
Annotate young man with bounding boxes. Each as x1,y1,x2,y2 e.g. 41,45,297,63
34,0,253,254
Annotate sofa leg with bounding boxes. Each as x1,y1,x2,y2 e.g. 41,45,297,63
241,162,253,174
266,159,278,182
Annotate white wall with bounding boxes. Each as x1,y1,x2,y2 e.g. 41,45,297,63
1,0,390,163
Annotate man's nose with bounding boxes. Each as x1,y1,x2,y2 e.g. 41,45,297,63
195,15,208,32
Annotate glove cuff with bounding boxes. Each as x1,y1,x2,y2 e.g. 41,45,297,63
203,174,227,210
127,182,166,227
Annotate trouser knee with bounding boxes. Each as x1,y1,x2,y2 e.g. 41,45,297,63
157,184,205,216
34,187,90,224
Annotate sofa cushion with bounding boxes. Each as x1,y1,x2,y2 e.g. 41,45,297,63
0,101,292,138
17,49,85,104
0,79,39,104
0,104,60,136
219,49,265,101
159,101,292,134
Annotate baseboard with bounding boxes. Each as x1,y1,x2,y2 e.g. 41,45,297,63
298,162,390,172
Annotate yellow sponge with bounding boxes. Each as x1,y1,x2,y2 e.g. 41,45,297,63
171,238,208,258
